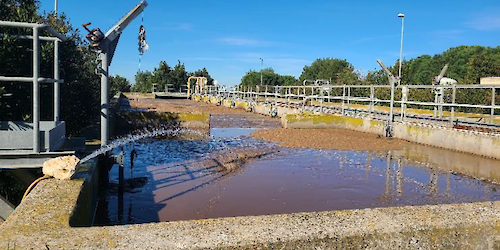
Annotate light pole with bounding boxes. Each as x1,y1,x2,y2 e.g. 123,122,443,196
398,13,405,85
260,58,263,85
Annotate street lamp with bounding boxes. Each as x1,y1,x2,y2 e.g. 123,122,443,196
398,13,405,85
260,58,263,85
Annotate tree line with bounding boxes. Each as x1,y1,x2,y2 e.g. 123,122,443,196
241,46,500,87
132,61,214,93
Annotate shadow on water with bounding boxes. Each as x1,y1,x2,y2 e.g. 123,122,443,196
93,139,227,225
93,125,500,225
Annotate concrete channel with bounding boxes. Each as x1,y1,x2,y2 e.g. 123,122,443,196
1,95,500,249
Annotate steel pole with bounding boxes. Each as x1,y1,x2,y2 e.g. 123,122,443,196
398,16,405,84
54,0,60,122
54,40,60,121
33,27,40,152
260,58,263,85
101,51,109,146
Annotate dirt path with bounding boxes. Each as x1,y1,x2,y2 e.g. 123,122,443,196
129,98,247,114
251,128,409,151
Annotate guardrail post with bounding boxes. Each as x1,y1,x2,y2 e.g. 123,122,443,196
341,85,346,115
438,87,444,118
491,87,496,124
433,86,438,118
347,86,351,112
32,27,40,152
369,85,375,115
401,86,408,122
450,85,456,127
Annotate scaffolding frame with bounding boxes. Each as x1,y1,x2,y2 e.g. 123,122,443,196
0,21,66,153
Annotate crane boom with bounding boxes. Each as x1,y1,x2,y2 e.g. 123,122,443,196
105,0,148,42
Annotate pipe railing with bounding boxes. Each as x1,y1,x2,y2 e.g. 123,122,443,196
195,84,499,128
0,21,66,153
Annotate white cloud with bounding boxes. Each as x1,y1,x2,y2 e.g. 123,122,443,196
151,22,194,32
467,13,500,31
216,37,273,46
174,23,193,31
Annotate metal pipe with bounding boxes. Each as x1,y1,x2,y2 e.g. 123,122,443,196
451,85,456,127
389,78,395,123
0,76,33,82
101,51,109,146
54,0,60,122
0,20,45,28
369,85,374,115
0,34,61,41
491,87,496,124
54,39,60,122
43,26,66,41
398,14,405,84
32,27,40,153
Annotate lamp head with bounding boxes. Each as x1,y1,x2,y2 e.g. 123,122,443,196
398,13,405,18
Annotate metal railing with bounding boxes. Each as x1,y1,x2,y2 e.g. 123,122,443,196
195,84,500,129
0,21,66,153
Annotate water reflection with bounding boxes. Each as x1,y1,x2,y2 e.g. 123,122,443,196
95,136,500,226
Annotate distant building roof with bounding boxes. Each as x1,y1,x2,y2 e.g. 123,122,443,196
480,77,500,85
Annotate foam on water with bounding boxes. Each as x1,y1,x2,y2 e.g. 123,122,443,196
80,127,208,163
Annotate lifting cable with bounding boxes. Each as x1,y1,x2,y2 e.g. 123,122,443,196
138,11,149,72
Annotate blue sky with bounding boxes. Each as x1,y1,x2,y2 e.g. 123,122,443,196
40,0,500,86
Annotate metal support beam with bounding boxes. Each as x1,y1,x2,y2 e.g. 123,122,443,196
101,51,109,146
450,85,456,127
54,40,60,121
491,87,496,124
377,60,397,137
0,195,15,221
401,86,408,122
33,27,40,153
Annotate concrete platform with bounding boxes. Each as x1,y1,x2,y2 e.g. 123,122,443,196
0,150,76,169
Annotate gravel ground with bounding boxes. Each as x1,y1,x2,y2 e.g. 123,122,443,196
251,128,409,151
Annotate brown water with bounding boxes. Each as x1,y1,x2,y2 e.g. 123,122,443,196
94,114,500,225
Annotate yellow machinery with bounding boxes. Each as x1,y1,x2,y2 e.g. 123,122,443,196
187,76,207,98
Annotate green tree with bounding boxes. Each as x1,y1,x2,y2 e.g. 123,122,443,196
192,67,214,85
109,75,131,96
151,61,172,91
299,58,357,84
169,60,189,91
464,53,500,84
280,75,298,86
241,68,283,87
133,70,154,92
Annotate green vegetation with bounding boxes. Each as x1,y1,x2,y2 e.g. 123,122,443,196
241,68,298,87
366,46,500,86
133,60,214,92
299,58,361,85
109,75,131,97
